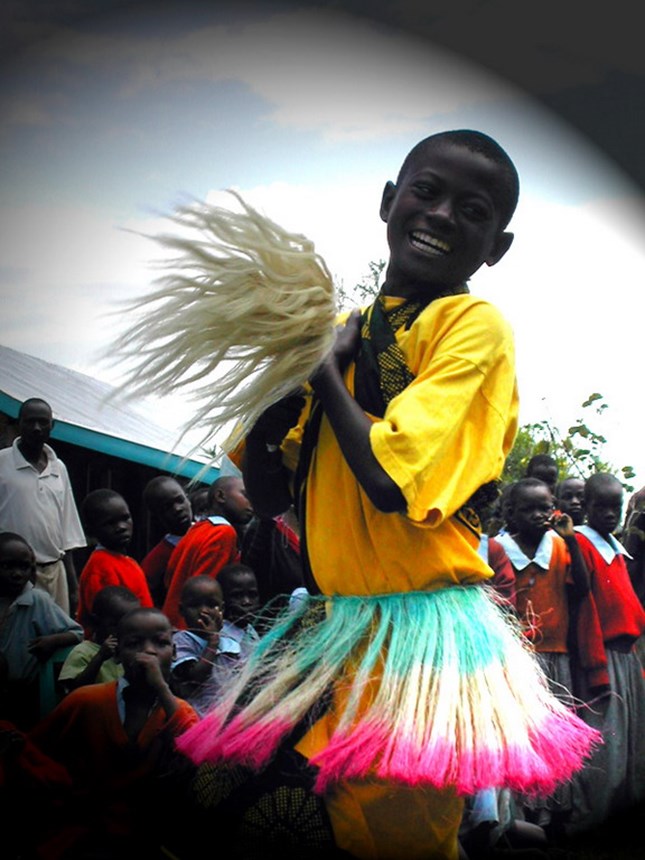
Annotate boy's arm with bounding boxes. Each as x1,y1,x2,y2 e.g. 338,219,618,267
242,395,307,518
551,512,590,597
62,637,117,692
28,631,82,661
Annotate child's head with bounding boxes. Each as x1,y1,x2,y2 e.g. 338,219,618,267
525,454,559,493
89,585,141,641
179,575,224,631
188,486,210,521
217,563,260,626
81,489,133,552
507,478,554,540
207,477,254,527
380,129,518,298
143,476,193,536
0,532,36,600
555,476,586,526
584,473,624,537
116,607,174,684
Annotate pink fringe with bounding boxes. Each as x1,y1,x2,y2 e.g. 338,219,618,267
309,709,602,795
176,712,293,769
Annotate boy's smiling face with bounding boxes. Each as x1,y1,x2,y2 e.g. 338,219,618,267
380,142,513,299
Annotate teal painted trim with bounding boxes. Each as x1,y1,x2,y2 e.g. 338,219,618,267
51,422,219,482
0,392,20,418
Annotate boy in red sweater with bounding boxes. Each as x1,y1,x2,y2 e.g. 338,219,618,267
76,489,153,636
567,472,645,836
29,607,199,858
141,476,193,608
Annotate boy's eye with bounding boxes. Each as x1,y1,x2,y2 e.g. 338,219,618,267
461,202,491,221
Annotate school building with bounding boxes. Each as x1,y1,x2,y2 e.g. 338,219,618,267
0,343,221,564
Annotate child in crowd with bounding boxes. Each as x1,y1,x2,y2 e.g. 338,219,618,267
172,576,225,716
58,585,140,694
497,478,589,694
567,472,645,836
141,476,194,607
29,607,199,858
525,454,560,494
215,562,261,653
162,476,253,629
171,570,260,717
0,532,83,729
188,486,210,521
241,504,304,627
496,478,590,832
76,488,153,636
555,476,586,527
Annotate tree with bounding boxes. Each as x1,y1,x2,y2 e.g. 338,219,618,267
336,259,385,310
503,393,636,492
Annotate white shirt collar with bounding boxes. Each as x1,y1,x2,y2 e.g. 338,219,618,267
575,524,631,563
497,530,555,571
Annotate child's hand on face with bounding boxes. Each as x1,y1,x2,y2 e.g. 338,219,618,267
99,634,118,660
548,510,574,538
196,606,223,651
132,652,167,692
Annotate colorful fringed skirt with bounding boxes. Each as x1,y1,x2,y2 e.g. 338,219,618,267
176,584,601,796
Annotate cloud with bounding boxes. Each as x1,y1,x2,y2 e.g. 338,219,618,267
6,6,518,141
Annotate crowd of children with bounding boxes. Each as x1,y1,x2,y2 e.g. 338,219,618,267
2,125,645,860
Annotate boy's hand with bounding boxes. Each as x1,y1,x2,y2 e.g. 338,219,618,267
248,391,306,446
310,309,362,386
548,510,575,538
99,634,118,660
196,606,223,635
132,652,167,691
27,636,58,661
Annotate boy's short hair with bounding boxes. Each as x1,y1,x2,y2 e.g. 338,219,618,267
81,488,125,529
91,585,140,619
0,530,35,558
217,562,256,588
117,606,171,635
584,472,623,502
507,477,552,508
396,129,519,229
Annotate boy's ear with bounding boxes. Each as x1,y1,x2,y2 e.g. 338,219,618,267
379,181,397,223
485,231,514,267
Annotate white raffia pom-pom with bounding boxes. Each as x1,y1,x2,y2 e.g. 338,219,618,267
107,190,338,454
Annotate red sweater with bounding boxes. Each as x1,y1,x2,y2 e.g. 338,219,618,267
29,681,198,850
77,549,153,635
141,537,178,608
574,528,645,688
162,518,240,628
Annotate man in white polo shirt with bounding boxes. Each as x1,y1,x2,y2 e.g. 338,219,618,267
0,397,86,615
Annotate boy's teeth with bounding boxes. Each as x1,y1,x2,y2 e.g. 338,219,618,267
411,231,450,254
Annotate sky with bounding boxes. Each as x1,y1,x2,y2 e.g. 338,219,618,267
2,1,645,488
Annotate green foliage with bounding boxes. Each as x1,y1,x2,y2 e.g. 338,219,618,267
336,259,385,310
503,393,636,492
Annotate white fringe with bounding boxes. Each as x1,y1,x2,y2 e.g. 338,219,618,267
106,190,338,455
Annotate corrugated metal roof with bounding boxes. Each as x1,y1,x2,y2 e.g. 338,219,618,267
0,343,219,482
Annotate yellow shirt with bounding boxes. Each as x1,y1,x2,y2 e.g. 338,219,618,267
284,293,519,596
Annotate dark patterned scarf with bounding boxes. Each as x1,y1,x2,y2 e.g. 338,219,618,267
293,285,496,593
